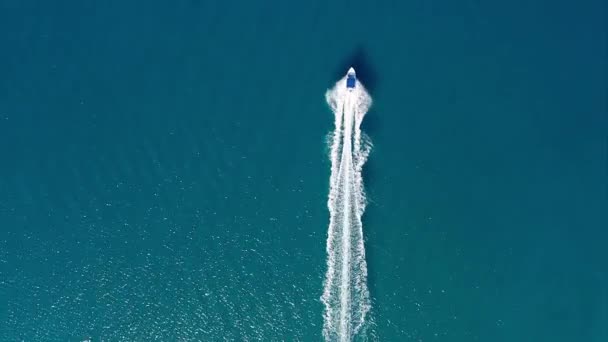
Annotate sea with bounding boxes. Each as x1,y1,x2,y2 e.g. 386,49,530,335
0,0,606,341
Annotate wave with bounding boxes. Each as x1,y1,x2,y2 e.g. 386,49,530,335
322,74,372,341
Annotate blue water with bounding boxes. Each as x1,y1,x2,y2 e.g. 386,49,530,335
0,0,606,340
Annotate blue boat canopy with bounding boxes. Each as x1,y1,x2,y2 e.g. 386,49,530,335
346,75,356,88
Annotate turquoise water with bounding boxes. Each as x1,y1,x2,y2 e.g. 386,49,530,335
0,0,606,340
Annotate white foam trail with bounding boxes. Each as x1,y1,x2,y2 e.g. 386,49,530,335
322,74,372,341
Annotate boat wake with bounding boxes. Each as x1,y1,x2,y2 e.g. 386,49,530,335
322,70,372,341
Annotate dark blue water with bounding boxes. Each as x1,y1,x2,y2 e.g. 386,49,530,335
0,0,606,340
